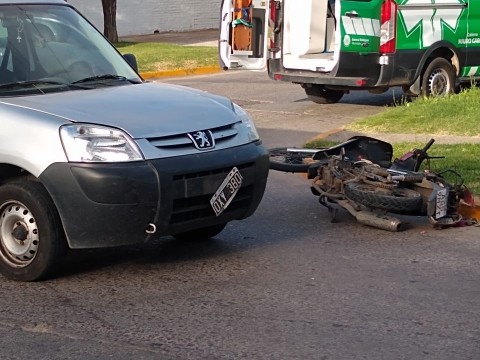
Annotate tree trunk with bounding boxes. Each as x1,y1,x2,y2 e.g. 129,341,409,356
101,0,118,43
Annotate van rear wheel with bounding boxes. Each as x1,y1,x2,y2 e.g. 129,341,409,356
304,85,344,104
421,58,456,97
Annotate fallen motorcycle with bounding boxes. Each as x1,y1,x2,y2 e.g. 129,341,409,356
269,137,475,231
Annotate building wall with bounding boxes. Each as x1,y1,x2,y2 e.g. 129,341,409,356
68,0,220,36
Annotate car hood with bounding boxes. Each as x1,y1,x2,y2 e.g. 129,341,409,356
0,82,239,138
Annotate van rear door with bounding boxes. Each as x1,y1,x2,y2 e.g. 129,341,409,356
339,0,383,55
219,0,269,70
333,0,392,79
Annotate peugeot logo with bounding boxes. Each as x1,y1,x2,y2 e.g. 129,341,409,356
188,130,215,150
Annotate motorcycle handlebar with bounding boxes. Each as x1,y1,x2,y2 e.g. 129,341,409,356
409,139,437,172
421,139,435,153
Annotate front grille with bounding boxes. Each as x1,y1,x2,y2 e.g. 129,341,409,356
169,162,255,225
172,162,252,181
170,186,254,224
148,124,238,150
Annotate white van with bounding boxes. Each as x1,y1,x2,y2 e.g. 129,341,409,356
220,0,475,103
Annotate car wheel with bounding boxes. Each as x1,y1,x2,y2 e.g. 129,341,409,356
0,181,66,282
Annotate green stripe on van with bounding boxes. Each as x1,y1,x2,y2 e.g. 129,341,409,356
461,66,480,77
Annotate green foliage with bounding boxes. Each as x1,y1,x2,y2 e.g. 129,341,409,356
115,42,217,72
305,139,338,149
348,87,480,137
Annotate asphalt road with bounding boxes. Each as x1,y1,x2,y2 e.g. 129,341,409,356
0,71,478,360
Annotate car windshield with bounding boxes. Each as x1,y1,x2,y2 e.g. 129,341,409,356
0,4,142,95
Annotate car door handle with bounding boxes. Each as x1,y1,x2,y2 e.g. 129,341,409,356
345,11,359,18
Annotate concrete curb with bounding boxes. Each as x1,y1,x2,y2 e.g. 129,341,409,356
140,66,221,79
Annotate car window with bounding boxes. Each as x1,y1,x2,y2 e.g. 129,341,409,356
0,4,141,94
0,21,13,78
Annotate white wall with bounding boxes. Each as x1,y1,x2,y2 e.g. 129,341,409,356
68,0,220,36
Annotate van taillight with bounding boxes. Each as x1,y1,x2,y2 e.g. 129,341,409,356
380,0,397,54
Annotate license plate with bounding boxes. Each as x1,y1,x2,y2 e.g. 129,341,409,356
435,188,448,219
210,167,243,216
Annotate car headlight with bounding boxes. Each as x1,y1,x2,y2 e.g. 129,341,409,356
233,103,260,142
60,124,143,162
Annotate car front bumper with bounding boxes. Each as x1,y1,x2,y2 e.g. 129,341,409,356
39,142,269,249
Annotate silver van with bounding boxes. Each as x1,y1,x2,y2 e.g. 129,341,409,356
0,0,269,281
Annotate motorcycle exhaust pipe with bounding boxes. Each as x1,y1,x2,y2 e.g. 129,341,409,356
355,212,404,232
338,200,404,232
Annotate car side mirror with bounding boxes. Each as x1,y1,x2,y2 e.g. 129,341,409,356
123,53,138,73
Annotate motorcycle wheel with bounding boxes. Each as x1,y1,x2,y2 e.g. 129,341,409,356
269,148,323,173
344,182,423,213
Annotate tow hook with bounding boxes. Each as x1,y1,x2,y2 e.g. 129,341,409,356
145,223,156,234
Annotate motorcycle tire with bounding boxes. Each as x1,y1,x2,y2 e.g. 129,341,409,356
269,147,323,173
344,182,423,213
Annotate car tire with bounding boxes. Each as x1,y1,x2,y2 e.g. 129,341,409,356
0,181,67,282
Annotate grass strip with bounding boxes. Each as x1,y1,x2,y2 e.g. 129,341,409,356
347,87,480,137
115,42,218,73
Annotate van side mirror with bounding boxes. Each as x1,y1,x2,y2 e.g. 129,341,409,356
123,53,138,73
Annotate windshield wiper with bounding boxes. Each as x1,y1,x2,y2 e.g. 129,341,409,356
0,80,90,91
72,74,137,85
0,80,67,89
